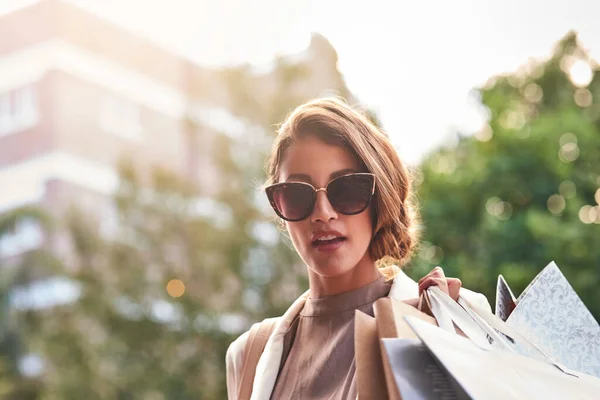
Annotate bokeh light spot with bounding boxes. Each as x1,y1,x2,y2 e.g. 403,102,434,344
523,83,543,103
569,60,594,87
475,124,493,142
574,88,593,108
422,245,444,265
579,205,597,224
499,110,525,130
547,194,566,215
595,188,600,205
167,279,185,298
559,181,577,199
559,132,577,146
559,142,580,163
486,197,500,215
531,64,545,79
486,197,512,220
497,202,513,220
560,55,576,74
507,75,525,88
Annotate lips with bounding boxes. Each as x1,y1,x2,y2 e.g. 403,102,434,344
311,230,347,252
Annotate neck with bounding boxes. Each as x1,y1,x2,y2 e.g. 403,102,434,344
307,257,382,298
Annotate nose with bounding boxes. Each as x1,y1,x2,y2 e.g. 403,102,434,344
310,190,338,223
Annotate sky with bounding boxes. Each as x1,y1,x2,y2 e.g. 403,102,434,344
5,0,600,164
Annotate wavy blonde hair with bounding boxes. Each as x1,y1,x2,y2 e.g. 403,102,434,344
265,98,420,271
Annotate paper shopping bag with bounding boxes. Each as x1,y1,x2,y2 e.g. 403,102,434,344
505,261,600,377
381,338,470,400
404,316,600,400
354,297,438,400
374,297,440,400
355,311,389,400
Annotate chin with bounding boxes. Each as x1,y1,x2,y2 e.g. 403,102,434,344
309,259,354,278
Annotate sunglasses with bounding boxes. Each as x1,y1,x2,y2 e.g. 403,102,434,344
265,173,376,222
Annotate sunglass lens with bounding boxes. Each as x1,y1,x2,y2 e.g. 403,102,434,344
328,174,373,214
271,183,314,221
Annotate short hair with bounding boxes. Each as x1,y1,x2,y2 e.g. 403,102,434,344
265,97,420,269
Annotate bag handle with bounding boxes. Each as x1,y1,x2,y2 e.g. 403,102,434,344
237,318,278,400
418,287,494,350
418,289,455,333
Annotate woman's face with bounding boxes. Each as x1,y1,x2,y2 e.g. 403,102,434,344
278,134,375,278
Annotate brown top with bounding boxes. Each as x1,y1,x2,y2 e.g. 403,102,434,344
270,276,392,400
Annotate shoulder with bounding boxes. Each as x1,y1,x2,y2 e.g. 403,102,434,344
225,326,253,400
226,317,281,399
226,316,281,366
226,326,253,375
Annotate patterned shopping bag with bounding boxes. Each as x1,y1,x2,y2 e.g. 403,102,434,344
505,261,600,377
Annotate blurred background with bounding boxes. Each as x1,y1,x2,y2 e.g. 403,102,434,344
1,0,599,398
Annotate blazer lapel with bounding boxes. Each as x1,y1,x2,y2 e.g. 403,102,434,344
250,290,309,400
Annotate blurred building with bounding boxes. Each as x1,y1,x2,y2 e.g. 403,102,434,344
0,0,351,266
0,0,204,260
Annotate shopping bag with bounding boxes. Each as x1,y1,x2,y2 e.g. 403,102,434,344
505,261,600,377
377,287,588,400
495,275,516,321
381,338,470,400
429,285,578,376
356,288,486,400
402,315,600,400
355,296,439,400
354,311,389,400
457,292,571,371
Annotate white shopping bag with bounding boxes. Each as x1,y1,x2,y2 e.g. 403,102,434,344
429,286,573,373
505,261,600,377
403,316,600,400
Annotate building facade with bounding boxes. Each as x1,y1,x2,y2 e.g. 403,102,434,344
0,0,235,259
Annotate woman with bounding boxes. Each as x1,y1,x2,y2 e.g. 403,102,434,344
226,98,489,399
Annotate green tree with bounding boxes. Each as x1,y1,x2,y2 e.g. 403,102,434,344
409,32,600,320
21,163,244,399
0,206,57,400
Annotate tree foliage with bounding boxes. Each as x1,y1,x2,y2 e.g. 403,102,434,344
408,32,600,320
0,206,56,400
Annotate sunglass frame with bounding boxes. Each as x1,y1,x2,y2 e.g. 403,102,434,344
265,172,376,222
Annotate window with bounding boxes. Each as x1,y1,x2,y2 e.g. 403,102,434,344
100,94,143,141
14,86,39,128
0,85,40,137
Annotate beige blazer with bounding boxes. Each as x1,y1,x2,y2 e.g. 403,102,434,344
226,268,491,400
